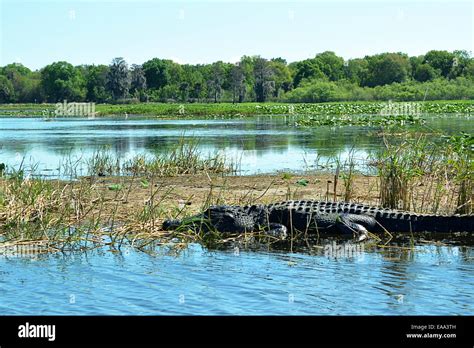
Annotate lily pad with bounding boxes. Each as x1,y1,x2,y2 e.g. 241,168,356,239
296,179,309,186
108,184,123,191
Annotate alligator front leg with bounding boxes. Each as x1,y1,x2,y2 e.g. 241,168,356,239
264,223,288,240
336,214,371,242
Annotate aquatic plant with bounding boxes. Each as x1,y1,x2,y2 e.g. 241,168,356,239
87,146,121,177
373,132,472,214
85,138,238,177
292,114,424,127
1,100,473,119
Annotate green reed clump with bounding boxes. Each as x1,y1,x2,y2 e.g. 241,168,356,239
443,132,473,214
87,146,121,176
124,137,237,176
373,132,472,214
0,172,60,241
0,164,119,251
151,137,232,175
375,138,423,210
338,150,357,202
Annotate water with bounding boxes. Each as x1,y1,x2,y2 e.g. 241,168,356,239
1,114,473,315
1,115,472,176
0,243,472,315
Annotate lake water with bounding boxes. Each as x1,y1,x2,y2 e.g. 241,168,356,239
1,114,473,315
1,115,472,176
0,243,472,315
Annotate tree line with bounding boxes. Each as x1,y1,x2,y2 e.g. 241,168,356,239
0,50,472,104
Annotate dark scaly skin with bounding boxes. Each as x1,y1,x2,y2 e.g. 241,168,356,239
163,200,474,241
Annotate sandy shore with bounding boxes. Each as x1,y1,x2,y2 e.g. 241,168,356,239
77,173,397,221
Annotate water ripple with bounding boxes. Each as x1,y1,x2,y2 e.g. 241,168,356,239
0,243,472,315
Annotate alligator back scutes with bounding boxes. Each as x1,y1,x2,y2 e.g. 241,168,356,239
263,200,470,216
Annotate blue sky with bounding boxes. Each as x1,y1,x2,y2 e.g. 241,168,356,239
0,0,472,70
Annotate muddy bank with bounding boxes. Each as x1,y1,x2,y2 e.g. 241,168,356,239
75,172,460,220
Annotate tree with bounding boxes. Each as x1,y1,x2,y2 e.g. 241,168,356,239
230,63,246,103
206,61,225,103
40,61,86,102
292,58,324,87
239,56,257,100
449,50,473,79
142,58,172,90
344,58,369,85
106,57,131,100
423,50,456,78
364,53,410,87
314,51,345,81
1,63,32,102
0,75,14,103
130,64,147,100
183,65,206,102
413,63,437,82
83,65,110,102
19,71,43,103
253,57,275,102
269,58,292,97
464,60,474,79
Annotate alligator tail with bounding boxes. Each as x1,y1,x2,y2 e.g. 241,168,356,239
375,212,474,233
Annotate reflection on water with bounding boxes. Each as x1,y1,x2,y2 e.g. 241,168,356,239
0,244,472,315
1,115,472,176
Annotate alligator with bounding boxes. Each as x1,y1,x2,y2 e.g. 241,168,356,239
163,200,474,242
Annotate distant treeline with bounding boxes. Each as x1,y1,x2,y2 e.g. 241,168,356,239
0,50,473,104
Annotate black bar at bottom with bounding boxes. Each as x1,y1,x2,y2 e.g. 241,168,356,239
0,316,472,346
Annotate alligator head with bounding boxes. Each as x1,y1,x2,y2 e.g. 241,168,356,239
163,205,288,239
163,205,257,233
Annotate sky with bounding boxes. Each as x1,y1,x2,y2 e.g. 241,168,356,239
0,0,472,70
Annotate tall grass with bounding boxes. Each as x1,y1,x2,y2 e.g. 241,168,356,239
87,146,121,177
373,132,472,214
86,137,238,177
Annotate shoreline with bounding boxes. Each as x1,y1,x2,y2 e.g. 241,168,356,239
0,100,472,118
1,171,464,216
1,172,470,252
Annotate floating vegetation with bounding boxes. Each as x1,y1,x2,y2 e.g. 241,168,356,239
293,114,425,127
93,101,471,118
0,100,473,119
